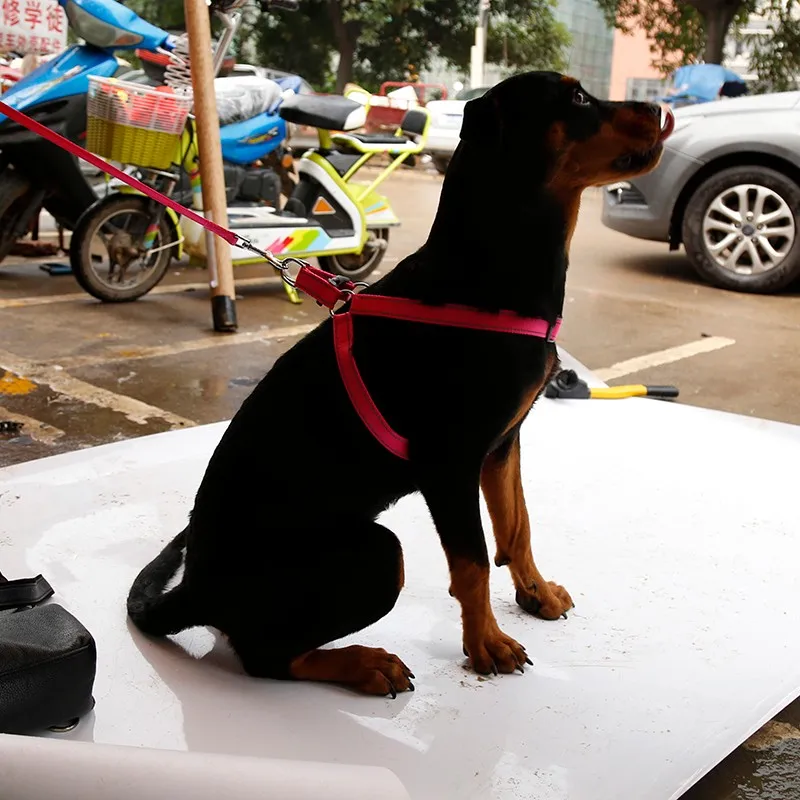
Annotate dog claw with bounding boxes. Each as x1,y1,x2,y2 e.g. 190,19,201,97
561,611,569,620
408,671,416,680
387,683,397,700
408,681,415,692
515,664,525,675
491,661,498,676
525,657,533,666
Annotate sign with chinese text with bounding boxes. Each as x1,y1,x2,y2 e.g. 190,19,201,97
1,0,66,55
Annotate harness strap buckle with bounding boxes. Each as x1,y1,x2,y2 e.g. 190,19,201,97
547,317,563,343
294,264,356,310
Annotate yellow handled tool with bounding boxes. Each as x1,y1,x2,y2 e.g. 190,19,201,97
545,369,679,400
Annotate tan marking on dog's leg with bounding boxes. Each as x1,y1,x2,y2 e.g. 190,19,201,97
481,435,574,620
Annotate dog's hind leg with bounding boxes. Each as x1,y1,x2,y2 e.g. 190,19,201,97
481,431,574,620
226,518,415,698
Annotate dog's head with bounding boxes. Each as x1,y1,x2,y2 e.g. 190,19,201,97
459,71,673,189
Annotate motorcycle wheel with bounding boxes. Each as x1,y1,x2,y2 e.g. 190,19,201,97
0,168,35,264
70,194,178,303
318,228,389,282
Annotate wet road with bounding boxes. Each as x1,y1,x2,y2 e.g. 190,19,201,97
1,164,799,796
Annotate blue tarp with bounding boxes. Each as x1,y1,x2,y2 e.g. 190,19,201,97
662,64,746,105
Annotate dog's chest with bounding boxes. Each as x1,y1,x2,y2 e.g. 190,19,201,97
500,349,559,437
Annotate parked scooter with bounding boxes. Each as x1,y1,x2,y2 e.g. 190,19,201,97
0,0,294,267
134,48,294,204
0,0,170,262
68,0,430,303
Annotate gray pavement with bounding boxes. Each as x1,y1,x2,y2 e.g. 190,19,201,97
1,165,799,797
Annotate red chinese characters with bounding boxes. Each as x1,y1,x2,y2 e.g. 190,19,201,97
23,0,42,29
45,2,61,31
1,0,21,27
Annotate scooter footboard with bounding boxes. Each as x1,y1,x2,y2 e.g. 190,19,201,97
352,184,401,228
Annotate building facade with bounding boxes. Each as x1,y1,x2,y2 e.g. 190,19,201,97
608,28,666,101
608,3,791,101
553,0,616,99
419,0,616,99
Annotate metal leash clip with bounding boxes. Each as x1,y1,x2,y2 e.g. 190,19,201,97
233,235,310,287
233,234,370,312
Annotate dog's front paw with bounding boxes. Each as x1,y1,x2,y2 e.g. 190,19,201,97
464,626,531,675
516,580,574,620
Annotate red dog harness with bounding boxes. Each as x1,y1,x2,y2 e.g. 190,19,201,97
294,264,562,460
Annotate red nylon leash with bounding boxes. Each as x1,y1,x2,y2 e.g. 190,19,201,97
1,98,563,459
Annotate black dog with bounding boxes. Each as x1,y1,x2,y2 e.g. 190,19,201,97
128,72,670,697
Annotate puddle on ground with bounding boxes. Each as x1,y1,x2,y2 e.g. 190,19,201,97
738,738,800,800
684,721,800,800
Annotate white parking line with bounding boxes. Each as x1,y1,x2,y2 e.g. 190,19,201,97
0,275,284,310
56,323,318,370
0,349,195,428
0,406,65,444
594,336,736,382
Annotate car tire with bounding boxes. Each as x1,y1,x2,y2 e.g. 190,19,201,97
682,166,800,293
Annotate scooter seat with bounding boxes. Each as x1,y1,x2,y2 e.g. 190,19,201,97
279,94,367,131
330,131,421,154
346,133,410,145
215,76,284,126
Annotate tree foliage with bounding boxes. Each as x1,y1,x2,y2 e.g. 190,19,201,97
126,0,570,92
595,0,800,90
481,6,571,75
749,0,800,91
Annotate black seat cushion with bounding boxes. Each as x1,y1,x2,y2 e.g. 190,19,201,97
341,133,411,144
279,94,365,131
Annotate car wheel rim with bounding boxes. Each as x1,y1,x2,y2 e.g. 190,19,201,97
702,183,795,276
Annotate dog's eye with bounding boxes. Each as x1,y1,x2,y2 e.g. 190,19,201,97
573,89,590,106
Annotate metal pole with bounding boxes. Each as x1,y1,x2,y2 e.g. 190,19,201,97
470,0,490,89
184,0,238,332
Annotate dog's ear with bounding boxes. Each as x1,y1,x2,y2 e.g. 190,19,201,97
460,94,501,145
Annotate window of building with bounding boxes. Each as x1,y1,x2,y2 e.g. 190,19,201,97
626,77,668,101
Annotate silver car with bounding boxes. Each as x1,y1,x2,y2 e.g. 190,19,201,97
602,92,800,293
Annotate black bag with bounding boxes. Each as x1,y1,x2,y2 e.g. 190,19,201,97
0,570,97,734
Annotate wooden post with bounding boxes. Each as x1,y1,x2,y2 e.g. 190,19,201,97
184,0,238,332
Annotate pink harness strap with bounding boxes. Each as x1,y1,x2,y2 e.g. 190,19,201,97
294,266,562,461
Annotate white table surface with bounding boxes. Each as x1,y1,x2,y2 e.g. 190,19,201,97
1,354,798,800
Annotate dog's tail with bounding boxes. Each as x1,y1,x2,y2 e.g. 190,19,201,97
127,526,195,637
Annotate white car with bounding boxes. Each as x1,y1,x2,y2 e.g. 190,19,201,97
424,86,491,173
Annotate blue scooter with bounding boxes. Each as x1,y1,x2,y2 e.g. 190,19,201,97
0,0,169,261
0,0,292,264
